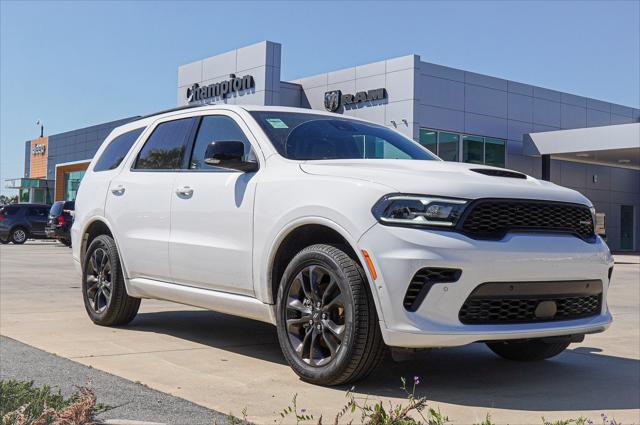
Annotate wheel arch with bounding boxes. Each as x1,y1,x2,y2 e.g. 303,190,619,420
79,218,113,265
265,218,383,322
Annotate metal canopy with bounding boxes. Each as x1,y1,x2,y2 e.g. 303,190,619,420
524,123,640,170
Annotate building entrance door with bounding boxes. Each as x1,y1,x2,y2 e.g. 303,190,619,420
620,205,634,251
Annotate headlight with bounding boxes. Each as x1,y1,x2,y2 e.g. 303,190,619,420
372,194,468,227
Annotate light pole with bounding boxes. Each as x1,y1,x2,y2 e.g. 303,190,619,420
36,120,43,138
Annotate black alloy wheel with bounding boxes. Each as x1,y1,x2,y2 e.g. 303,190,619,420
285,264,346,367
276,244,385,385
82,234,140,326
86,247,113,314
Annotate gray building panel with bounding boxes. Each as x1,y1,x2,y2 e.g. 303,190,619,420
420,75,465,110
587,108,611,127
464,84,508,118
533,98,562,127
560,103,587,129
508,93,534,122
24,141,31,177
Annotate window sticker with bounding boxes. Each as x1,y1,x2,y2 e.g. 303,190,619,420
266,118,289,129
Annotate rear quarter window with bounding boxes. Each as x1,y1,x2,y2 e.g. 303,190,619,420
94,127,145,172
1,206,20,216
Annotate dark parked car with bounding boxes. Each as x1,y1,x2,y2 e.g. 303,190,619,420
0,203,51,244
46,200,75,246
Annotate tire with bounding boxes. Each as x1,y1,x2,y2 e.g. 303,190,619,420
487,339,571,361
82,234,140,326
0,236,9,244
10,227,28,244
59,238,71,247
276,244,385,385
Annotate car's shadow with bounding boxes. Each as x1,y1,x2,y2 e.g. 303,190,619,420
129,310,640,412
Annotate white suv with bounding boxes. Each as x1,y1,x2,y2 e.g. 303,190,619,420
72,105,613,385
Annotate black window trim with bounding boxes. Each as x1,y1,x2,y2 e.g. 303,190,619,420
130,113,262,174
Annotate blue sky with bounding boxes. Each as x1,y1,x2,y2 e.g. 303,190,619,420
1,0,639,195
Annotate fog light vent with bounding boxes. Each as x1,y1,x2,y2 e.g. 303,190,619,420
403,268,461,312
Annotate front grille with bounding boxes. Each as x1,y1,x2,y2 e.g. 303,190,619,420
403,268,461,312
459,280,603,324
459,199,595,241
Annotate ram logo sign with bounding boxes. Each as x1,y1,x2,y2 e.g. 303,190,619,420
324,90,342,112
323,88,387,112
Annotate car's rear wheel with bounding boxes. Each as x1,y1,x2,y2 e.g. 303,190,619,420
276,244,384,385
59,238,71,247
82,234,140,326
10,228,27,244
487,339,571,361
0,236,9,244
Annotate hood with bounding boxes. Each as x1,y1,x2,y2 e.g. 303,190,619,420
300,159,590,205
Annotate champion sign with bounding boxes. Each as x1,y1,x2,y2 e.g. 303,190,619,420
186,74,255,103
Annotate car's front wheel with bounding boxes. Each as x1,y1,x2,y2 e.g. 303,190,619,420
276,244,385,385
486,339,571,361
82,234,140,326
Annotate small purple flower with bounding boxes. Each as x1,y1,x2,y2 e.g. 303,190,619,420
413,376,421,385
301,408,307,413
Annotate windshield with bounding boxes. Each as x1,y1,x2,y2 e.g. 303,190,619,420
250,111,437,161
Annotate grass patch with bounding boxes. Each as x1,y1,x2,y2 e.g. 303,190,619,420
0,380,101,425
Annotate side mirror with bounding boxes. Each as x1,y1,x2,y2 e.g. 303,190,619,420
204,141,258,172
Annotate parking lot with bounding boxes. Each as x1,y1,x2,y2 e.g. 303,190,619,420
1,241,638,424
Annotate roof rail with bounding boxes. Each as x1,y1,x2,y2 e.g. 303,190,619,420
132,103,207,122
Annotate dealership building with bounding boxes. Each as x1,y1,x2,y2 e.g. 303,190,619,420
8,41,639,250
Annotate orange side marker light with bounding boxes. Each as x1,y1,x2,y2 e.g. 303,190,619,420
361,250,377,281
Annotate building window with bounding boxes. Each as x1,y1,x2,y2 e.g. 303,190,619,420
419,128,505,168
484,137,506,168
462,135,484,164
419,129,437,155
64,170,85,201
439,132,460,162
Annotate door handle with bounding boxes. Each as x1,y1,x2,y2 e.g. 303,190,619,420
175,186,194,197
111,185,125,195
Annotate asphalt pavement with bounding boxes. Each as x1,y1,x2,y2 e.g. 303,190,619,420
0,335,226,425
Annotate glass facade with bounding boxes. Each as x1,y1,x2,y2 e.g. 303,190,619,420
462,135,484,164
63,170,86,201
420,128,505,167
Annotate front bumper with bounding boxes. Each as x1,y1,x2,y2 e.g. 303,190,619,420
358,224,613,348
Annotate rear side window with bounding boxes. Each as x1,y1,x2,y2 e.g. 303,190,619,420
1,206,19,216
94,128,145,172
134,118,196,170
27,206,48,217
